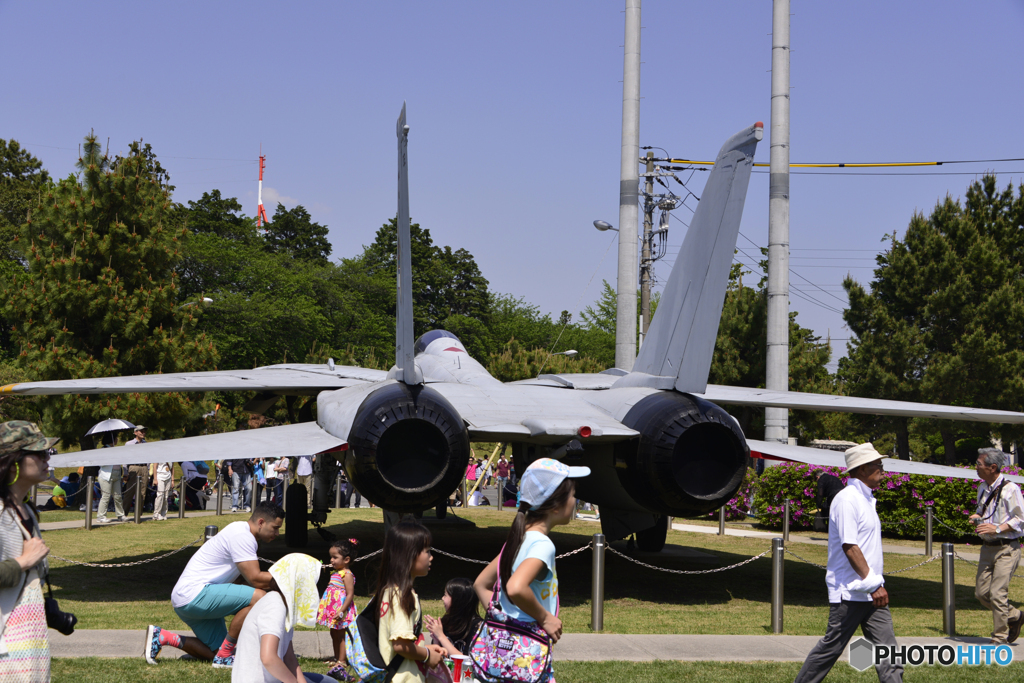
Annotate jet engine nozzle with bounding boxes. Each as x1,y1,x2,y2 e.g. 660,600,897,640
614,392,749,516
345,383,470,512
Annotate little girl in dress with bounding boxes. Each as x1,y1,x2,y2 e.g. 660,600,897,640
317,538,359,680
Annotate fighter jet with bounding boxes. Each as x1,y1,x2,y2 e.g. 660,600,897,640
6,105,1023,549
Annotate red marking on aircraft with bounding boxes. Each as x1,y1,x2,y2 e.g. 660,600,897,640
443,347,464,353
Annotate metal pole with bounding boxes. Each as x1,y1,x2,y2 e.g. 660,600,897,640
498,480,503,510
925,506,933,556
84,476,94,530
204,525,219,543
639,151,654,349
461,478,468,508
941,542,955,635
335,473,343,509
30,485,37,506
134,476,142,524
771,537,785,633
216,477,224,516
765,0,791,444
591,533,606,632
718,505,726,535
615,0,641,370
250,475,255,511
178,476,186,519
783,499,791,543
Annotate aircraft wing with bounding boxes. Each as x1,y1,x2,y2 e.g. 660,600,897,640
748,438,1024,485
48,422,345,468
698,385,1024,424
0,363,387,396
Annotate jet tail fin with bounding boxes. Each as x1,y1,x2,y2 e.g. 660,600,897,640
395,102,422,385
623,123,762,393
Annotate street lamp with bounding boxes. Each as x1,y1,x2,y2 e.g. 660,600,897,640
593,220,617,232
177,297,214,310
553,350,578,357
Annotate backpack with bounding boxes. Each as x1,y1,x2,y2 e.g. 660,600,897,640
346,594,422,683
192,461,210,475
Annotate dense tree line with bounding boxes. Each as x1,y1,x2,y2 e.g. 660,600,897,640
7,134,1019,461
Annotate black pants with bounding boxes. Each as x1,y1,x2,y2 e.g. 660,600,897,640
343,483,361,508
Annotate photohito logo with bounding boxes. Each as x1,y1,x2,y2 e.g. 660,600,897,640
848,637,1014,671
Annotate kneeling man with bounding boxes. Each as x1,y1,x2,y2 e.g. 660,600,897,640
794,443,902,683
145,501,284,668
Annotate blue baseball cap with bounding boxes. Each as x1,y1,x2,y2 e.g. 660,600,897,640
519,458,590,509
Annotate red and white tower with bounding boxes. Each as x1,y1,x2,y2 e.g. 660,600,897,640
257,153,269,226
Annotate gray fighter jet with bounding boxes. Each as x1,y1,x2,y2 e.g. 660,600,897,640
6,105,1023,548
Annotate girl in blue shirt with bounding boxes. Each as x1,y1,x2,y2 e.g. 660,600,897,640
474,458,589,675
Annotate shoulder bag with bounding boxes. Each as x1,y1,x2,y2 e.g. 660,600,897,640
470,547,554,683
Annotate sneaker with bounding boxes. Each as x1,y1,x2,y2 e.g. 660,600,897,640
96,517,109,524
116,516,126,522
328,663,354,680
212,654,234,669
145,625,162,665
243,507,251,513
230,507,238,513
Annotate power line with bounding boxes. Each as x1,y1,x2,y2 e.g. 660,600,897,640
653,156,1024,168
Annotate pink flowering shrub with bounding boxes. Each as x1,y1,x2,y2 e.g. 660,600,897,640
751,461,1024,540
705,467,758,521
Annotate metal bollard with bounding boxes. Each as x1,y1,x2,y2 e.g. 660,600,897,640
771,537,785,633
216,478,224,516
783,500,791,543
941,542,955,635
591,533,606,632
134,477,143,524
461,478,468,508
178,477,186,519
498,482,504,510
335,473,343,509
250,475,256,509
925,506,933,556
85,476,94,530
718,505,726,535
205,525,219,543
31,484,37,506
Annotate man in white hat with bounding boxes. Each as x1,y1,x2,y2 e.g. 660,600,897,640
794,443,902,683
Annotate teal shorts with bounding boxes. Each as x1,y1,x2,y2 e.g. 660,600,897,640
173,583,256,651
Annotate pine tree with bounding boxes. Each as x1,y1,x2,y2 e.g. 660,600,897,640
1,135,218,445
840,176,1024,464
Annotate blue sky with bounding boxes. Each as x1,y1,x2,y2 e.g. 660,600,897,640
4,1,1023,370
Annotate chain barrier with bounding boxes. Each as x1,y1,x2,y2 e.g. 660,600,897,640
605,544,770,575
556,543,593,560
49,536,203,568
786,546,940,575
783,547,826,569
255,543,593,570
953,549,1024,580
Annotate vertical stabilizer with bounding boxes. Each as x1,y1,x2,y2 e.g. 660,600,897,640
620,122,762,394
395,103,422,385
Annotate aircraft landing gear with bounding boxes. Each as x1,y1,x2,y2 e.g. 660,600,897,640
285,484,308,548
635,514,668,552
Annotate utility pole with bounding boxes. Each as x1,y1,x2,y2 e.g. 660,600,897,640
639,151,655,348
615,0,641,370
765,0,791,444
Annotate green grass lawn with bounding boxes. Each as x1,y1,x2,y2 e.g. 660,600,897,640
43,506,1019,638
49,658,1024,683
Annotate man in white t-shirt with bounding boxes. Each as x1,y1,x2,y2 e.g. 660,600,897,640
144,501,284,669
794,443,902,683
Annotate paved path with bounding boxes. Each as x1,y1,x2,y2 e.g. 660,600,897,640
670,521,982,562
48,629,1006,661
